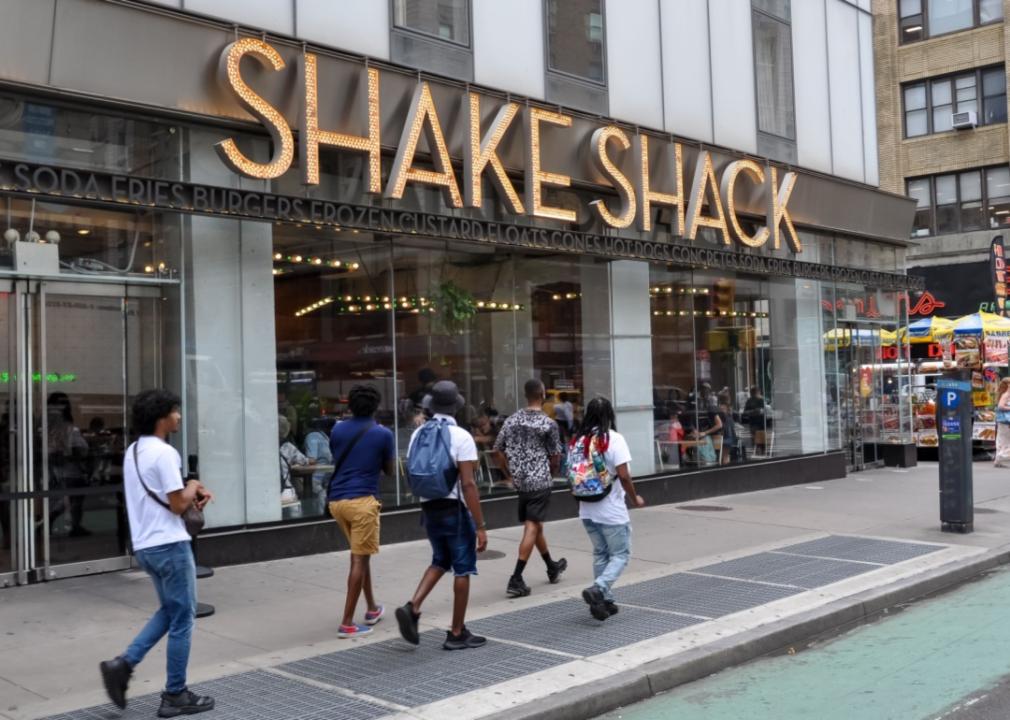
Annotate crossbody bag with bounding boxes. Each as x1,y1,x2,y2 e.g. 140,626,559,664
132,442,205,537
325,421,375,500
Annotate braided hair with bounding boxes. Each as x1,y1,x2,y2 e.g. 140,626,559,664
348,385,382,418
573,396,616,456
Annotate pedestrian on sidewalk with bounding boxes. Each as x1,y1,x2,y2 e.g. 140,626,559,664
493,379,567,598
995,378,1010,467
99,389,215,717
567,397,645,621
328,385,395,638
396,380,489,651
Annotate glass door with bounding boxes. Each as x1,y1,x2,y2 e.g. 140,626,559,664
1,280,163,586
837,321,888,471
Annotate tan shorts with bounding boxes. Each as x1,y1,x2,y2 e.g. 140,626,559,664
329,496,381,555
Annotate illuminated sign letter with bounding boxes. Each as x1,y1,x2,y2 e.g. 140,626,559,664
215,39,294,180
635,135,684,235
590,126,636,229
464,94,524,214
684,151,731,244
524,107,577,223
385,81,462,207
767,166,801,252
300,56,381,192
720,159,769,248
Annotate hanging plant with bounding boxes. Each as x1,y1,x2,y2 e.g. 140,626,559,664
435,280,477,335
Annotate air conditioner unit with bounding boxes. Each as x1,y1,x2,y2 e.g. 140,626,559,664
952,110,978,130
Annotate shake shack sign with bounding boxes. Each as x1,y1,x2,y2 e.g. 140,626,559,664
214,39,803,253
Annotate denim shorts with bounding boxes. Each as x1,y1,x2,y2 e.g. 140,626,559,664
423,504,478,577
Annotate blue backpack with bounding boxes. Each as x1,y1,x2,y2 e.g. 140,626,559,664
406,419,458,498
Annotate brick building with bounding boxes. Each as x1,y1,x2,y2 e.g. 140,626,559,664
875,0,1010,314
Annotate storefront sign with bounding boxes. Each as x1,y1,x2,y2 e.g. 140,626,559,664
991,236,1008,316
0,158,923,290
214,39,803,253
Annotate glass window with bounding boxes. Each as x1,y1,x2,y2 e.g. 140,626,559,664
981,0,1004,23
954,73,977,114
907,178,933,237
546,0,605,84
753,10,796,139
900,0,925,42
393,0,470,46
960,170,984,230
932,78,954,132
928,0,974,35
905,83,928,137
987,166,1010,228
983,67,1007,124
753,0,790,21
935,174,959,233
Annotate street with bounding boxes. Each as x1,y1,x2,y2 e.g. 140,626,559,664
600,566,1010,720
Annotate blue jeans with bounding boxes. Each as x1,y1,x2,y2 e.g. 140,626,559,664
423,505,478,576
124,540,197,694
582,519,631,601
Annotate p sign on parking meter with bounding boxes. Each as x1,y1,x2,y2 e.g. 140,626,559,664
936,372,973,533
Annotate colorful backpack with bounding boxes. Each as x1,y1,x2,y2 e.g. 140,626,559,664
565,434,613,502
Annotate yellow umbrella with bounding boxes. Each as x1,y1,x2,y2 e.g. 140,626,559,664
823,327,897,351
952,311,1010,336
899,316,954,344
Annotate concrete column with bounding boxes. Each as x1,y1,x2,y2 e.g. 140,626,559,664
184,128,279,526
609,261,656,476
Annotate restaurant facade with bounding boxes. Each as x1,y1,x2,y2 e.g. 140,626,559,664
0,0,918,585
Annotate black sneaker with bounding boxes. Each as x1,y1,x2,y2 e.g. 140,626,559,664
605,601,619,616
547,558,568,584
443,626,488,650
582,585,610,621
506,575,531,598
157,689,214,718
395,601,421,645
99,657,132,709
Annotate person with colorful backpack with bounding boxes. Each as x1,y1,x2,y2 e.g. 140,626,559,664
566,396,645,621
395,380,489,651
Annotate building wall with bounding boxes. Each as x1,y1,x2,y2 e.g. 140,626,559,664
874,0,1010,265
130,0,875,185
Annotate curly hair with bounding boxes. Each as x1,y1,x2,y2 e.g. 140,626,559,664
348,385,382,418
132,389,181,436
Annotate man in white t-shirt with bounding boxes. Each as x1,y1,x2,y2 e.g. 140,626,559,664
574,397,646,621
395,381,490,651
99,390,215,718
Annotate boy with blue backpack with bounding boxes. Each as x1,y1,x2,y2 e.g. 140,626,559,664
566,397,646,621
396,380,489,651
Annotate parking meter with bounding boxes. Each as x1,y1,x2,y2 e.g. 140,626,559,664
936,371,973,533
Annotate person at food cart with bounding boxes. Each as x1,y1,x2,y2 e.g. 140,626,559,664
994,378,1010,468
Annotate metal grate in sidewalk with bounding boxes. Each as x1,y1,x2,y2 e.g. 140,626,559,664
39,669,391,720
692,552,877,589
280,630,568,707
466,598,702,657
619,572,802,617
774,535,944,565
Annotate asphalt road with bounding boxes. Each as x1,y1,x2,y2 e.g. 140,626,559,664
598,566,1010,720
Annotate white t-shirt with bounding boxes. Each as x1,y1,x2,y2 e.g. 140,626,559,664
408,414,479,501
124,436,191,551
578,430,633,525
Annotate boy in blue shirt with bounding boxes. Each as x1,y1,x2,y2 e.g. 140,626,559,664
328,386,395,638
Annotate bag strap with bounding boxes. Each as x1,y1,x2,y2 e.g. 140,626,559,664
132,441,180,515
327,421,374,492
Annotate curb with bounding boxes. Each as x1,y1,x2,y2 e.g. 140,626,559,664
484,547,1010,720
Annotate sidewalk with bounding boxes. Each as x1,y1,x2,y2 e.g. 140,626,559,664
5,461,1010,720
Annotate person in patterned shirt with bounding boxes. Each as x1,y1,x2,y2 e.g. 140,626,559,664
493,379,567,598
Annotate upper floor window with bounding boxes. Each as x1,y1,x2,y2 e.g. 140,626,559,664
752,1,795,141
393,0,470,46
906,165,1010,237
900,0,1003,44
903,65,1006,137
546,0,605,85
